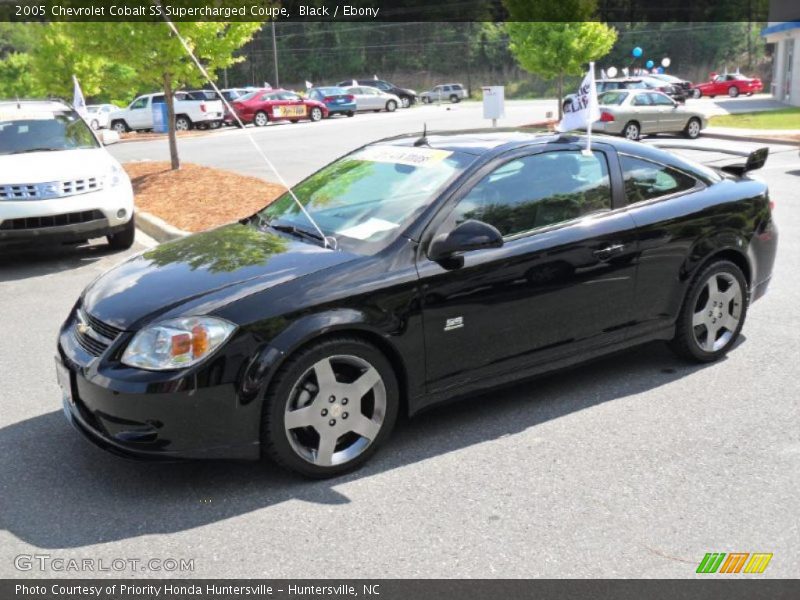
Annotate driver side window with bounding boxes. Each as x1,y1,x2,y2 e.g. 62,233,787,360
448,150,612,238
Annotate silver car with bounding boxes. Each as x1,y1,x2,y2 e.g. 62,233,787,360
344,86,401,112
590,90,706,140
420,83,468,103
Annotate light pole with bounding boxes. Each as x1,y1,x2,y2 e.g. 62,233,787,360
271,20,280,89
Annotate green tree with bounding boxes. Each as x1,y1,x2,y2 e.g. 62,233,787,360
67,20,263,170
505,0,617,117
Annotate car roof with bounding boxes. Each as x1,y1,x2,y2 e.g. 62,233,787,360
373,128,689,164
0,100,71,112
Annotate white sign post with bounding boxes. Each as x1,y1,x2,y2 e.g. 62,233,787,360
482,86,505,128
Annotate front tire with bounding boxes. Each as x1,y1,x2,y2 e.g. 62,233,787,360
400,96,411,108
693,89,702,99
449,94,460,103
623,121,640,141
261,337,399,478
111,120,128,134
385,100,397,112
175,116,192,131
684,117,702,139
107,215,135,251
728,86,740,98
309,107,323,122
669,260,748,362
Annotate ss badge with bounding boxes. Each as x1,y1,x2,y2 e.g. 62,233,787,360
444,316,464,331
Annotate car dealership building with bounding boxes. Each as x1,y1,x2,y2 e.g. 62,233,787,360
762,20,800,106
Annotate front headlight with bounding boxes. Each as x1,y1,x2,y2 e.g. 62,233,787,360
121,316,237,371
106,163,125,188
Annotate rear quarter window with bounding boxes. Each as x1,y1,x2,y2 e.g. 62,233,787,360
621,154,698,203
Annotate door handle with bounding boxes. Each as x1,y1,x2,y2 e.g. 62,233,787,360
593,243,625,261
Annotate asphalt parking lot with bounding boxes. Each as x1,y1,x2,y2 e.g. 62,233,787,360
1,127,798,577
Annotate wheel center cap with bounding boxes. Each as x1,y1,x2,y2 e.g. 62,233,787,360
329,404,343,418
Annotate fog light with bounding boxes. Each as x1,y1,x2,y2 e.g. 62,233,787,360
117,209,127,219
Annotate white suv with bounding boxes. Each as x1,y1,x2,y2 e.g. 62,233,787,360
0,100,135,250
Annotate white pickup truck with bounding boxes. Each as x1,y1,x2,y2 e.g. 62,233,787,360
109,92,224,133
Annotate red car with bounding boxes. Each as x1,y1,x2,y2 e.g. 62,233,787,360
229,89,328,126
693,73,763,99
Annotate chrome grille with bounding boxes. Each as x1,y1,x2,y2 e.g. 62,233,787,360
71,309,123,357
0,177,103,201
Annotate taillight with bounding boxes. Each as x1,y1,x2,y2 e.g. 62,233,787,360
345,95,354,102
200,103,207,113
600,111,615,122
323,96,333,103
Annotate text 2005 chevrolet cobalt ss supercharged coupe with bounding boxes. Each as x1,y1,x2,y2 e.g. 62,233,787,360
57,131,777,477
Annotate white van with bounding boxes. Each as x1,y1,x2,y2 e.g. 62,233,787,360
0,100,135,250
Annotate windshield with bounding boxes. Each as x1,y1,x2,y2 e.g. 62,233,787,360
258,145,475,253
0,110,99,155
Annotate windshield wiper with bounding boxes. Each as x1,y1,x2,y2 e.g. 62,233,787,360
9,147,64,154
269,222,326,244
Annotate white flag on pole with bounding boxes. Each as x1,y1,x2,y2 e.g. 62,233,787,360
305,80,313,89
72,75,89,120
352,79,358,87
600,68,607,80
556,62,600,153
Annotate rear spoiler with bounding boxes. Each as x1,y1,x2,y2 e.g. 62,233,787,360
650,143,769,176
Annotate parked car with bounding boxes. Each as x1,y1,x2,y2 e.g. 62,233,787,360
109,92,224,133
337,78,417,108
589,90,707,140
56,130,776,477
693,73,763,98
343,85,400,112
566,77,684,111
229,89,328,126
305,87,356,117
648,73,694,99
0,100,135,250
85,104,118,130
420,83,468,103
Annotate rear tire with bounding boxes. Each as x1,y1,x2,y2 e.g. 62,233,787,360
623,121,640,141
254,111,268,127
669,260,748,363
261,336,399,478
175,115,192,131
346,111,355,117
692,89,702,99
449,94,460,103
107,216,135,251
728,86,740,98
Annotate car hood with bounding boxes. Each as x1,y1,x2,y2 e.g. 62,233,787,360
0,148,116,185
82,222,359,330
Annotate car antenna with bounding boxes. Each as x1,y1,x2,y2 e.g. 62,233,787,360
157,6,334,250
414,123,429,147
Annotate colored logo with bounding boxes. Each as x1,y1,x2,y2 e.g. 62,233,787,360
696,552,773,574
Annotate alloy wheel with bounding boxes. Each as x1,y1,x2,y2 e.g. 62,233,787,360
401,96,411,108
624,123,640,140
112,121,127,134
254,112,268,127
175,117,190,131
310,107,322,121
692,272,743,352
686,119,701,138
284,355,386,467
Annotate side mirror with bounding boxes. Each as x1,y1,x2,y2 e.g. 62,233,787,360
100,129,120,145
428,219,503,262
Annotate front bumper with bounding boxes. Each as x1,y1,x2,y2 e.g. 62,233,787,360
0,185,134,244
57,310,262,461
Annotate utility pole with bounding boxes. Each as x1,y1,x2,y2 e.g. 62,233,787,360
271,20,280,89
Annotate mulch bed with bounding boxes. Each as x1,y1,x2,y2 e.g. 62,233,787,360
123,161,286,233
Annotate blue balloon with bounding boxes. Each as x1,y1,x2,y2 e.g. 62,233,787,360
657,66,665,74
632,47,643,58
646,60,654,69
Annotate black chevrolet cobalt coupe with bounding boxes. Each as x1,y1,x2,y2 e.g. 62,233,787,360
57,131,777,477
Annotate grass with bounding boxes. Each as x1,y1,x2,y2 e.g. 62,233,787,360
709,107,800,130
123,162,285,232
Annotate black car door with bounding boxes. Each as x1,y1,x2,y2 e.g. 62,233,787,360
417,145,639,395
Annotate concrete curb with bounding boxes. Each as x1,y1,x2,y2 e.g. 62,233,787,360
702,131,799,146
135,209,189,243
